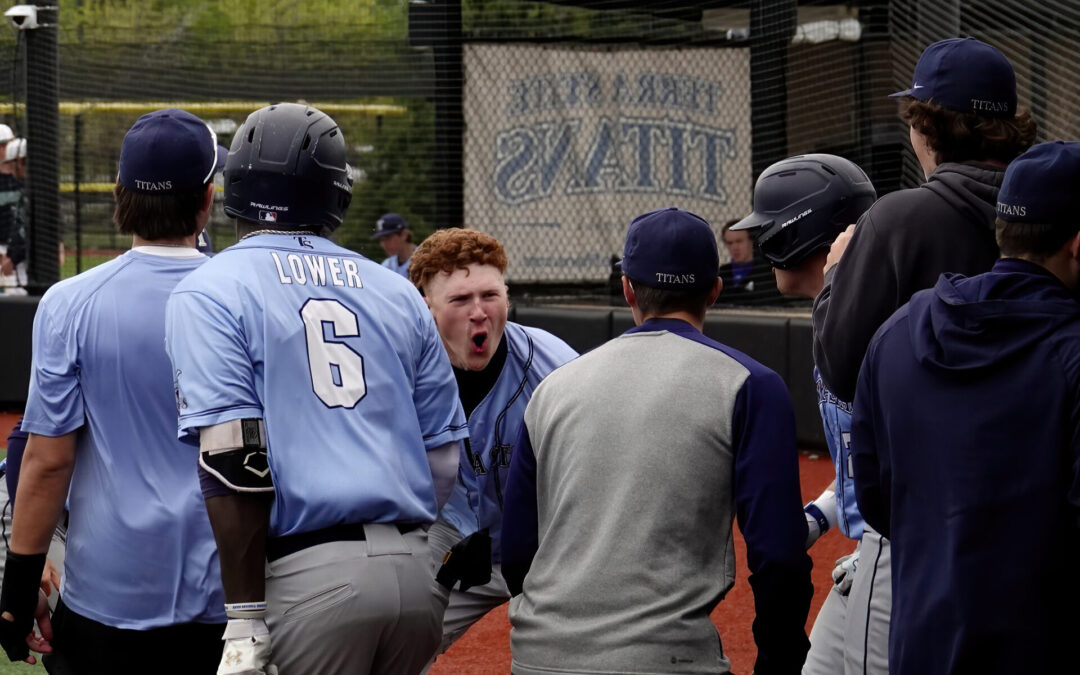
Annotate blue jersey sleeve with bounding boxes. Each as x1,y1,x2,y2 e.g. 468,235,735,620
411,297,469,450
731,368,813,674
500,420,539,597
166,289,263,436
22,295,84,437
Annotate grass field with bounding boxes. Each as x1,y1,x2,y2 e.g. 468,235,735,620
0,658,44,672
61,253,118,279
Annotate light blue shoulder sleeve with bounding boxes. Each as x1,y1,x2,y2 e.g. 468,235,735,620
165,288,263,437
22,294,83,436
410,295,468,451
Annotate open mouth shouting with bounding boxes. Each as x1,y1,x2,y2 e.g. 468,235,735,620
471,331,489,353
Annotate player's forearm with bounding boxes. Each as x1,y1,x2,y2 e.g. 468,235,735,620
10,432,75,555
204,493,272,603
749,560,813,675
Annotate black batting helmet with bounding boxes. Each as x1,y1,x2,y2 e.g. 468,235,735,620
224,103,353,232
732,154,876,270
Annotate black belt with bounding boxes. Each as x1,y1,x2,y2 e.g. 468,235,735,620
266,522,421,562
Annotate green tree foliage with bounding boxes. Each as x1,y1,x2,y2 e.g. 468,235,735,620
337,100,436,259
61,0,406,45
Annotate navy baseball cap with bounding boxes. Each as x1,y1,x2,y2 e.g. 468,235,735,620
996,141,1080,226
890,37,1016,118
373,213,408,238
118,108,227,194
620,207,719,291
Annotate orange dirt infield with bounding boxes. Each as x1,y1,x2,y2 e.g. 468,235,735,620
0,412,847,675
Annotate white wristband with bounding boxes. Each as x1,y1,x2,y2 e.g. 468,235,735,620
225,601,267,619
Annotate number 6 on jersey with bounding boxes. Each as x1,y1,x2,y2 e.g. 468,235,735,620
301,298,367,408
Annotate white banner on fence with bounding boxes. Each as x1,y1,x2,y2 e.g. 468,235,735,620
464,44,752,283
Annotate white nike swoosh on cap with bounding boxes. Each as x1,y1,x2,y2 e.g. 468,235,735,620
912,84,925,89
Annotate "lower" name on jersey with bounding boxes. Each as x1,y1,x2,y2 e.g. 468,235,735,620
270,252,364,288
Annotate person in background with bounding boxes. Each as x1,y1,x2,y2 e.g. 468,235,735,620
0,137,27,293
716,219,780,304
374,212,416,278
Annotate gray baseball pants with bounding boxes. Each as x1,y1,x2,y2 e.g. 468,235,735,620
802,528,891,675
423,518,510,670
264,524,447,675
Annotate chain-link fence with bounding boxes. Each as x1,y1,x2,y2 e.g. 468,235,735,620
0,1,1075,301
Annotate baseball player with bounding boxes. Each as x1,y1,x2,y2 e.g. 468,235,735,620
852,141,1080,674
164,103,468,675
407,228,577,659
374,212,416,278
501,207,812,675
0,108,227,671
729,154,887,675
813,37,1037,403
0,137,27,292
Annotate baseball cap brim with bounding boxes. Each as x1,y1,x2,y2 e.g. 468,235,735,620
372,228,403,239
213,144,228,175
887,87,928,100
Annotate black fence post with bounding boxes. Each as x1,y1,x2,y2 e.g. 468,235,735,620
25,3,60,292
749,0,797,180
431,0,463,229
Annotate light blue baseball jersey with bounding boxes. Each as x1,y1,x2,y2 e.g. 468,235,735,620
440,322,577,562
815,367,864,539
21,249,225,630
382,255,410,278
166,233,468,537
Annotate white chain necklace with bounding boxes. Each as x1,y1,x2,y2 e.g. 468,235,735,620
239,229,304,241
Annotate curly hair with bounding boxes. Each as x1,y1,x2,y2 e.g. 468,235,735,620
409,228,508,293
899,97,1037,165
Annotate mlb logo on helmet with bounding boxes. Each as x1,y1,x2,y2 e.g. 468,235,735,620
260,210,278,223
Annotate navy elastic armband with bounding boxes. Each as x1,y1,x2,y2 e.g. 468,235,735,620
804,502,830,534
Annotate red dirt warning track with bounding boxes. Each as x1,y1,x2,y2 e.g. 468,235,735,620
0,413,846,675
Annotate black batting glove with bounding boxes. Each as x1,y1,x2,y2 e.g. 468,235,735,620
435,528,492,592
0,551,46,662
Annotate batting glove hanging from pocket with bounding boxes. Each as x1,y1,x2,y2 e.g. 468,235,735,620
831,552,859,596
218,604,278,675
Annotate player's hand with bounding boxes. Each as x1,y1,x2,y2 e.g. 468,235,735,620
0,551,50,663
218,617,277,675
824,224,857,274
831,552,859,596
0,255,12,276
40,558,61,598
0,589,53,664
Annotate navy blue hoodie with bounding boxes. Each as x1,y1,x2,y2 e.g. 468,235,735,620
851,258,1080,675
